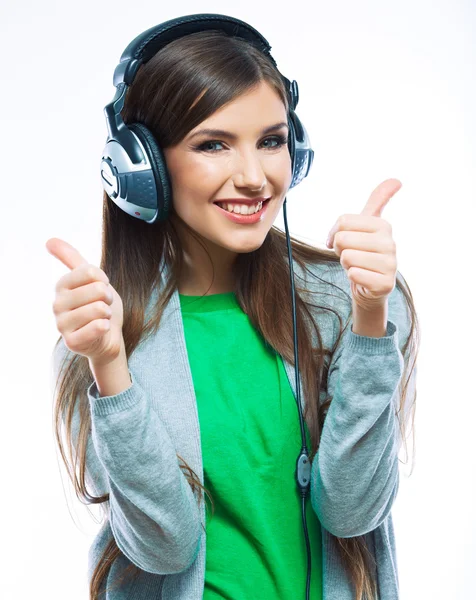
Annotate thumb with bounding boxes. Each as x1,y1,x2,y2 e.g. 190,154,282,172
45,237,90,271
360,178,402,218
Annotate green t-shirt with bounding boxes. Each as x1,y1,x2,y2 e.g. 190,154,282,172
179,291,323,599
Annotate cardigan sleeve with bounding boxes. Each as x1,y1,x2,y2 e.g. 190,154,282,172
52,338,203,575
310,262,417,539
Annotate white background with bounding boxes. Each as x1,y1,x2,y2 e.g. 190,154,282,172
1,0,474,598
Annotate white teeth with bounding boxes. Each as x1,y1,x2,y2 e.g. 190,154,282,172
218,201,264,215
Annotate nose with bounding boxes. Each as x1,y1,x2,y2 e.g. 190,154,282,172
232,148,267,191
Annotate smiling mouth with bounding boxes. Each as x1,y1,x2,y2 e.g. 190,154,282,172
214,198,271,215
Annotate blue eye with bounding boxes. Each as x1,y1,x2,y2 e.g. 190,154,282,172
195,134,288,154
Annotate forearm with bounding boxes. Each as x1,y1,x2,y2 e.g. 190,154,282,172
311,319,403,537
88,344,132,398
86,361,202,574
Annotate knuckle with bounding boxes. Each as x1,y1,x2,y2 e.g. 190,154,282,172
55,275,68,294
85,264,97,280
95,280,107,295
334,231,344,246
52,292,67,316
340,231,349,245
99,300,111,314
385,253,396,268
56,312,67,332
340,248,351,263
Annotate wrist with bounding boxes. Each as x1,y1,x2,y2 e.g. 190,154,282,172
88,342,132,397
351,299,388,338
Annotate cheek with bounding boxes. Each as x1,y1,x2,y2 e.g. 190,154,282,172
272,151,293,185
172,158,223,199
184,153,222,173
167,161,209,206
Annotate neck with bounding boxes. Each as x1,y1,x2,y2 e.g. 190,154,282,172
174,219,237,296
178,269,236,296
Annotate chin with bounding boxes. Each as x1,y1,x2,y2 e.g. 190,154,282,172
226,238,267,254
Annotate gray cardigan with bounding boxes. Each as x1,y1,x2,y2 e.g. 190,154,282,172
52,258,415,599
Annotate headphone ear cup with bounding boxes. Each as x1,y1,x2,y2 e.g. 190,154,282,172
287,114,296,172
128,122,172,221
287,110,314,189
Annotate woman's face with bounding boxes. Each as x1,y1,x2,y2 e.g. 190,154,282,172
163,80,293,259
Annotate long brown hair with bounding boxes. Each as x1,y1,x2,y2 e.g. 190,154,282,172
52,29,419,599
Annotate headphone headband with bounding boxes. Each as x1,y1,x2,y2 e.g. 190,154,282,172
114,14,276,87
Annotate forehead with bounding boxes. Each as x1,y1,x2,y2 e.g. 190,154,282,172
188,82,288,139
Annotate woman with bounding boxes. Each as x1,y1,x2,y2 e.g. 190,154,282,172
48,14,419,600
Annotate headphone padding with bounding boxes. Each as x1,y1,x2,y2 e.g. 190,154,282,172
128,122,172,221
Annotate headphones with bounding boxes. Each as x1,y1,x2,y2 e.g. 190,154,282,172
100,13,315,599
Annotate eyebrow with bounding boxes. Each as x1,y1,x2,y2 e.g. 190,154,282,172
187,121,289,141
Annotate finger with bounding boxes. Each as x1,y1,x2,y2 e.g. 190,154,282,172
45,237,90,271
63,280,114,311
331,230,394,255
340,248,395,275
52,278,113,319
57,299,112,336
327,215,383,249
361,178,402,217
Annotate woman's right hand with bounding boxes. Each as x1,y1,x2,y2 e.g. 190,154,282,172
46,237,125,366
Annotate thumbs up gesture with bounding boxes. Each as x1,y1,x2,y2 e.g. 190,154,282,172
46,238,125,366
325,178,402,311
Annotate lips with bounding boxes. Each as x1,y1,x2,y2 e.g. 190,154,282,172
213,196,271,223
213,196,271,206
213,198,271,208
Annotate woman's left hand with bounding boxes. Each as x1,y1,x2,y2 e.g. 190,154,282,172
326,178,402,312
